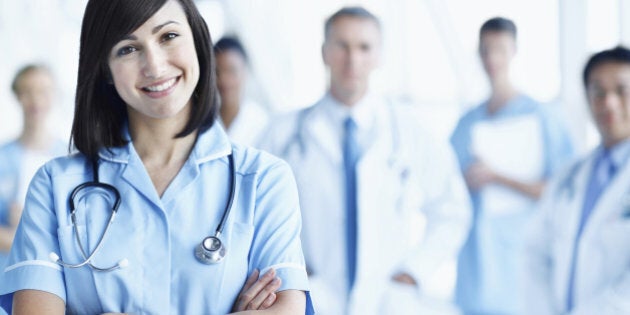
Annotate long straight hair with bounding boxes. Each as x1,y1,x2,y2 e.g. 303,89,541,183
71,0,217,160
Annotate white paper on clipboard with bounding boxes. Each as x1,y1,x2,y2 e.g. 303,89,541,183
471,114,544,216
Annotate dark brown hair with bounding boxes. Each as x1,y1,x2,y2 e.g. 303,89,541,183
71,0,217,160
583,46,630,87
479,17,517,39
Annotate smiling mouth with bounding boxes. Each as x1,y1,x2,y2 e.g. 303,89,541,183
142,77,178,92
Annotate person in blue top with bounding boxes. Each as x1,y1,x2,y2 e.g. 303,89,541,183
0,64,66,274
0,0,311,314
450,17,574,315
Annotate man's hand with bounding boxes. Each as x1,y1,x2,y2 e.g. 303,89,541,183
232,268,282,312
391,272,418,286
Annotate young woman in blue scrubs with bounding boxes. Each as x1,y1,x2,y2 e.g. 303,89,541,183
0,0,311,314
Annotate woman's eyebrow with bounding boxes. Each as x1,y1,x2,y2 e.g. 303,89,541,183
119,21,181,41
152,20,180,34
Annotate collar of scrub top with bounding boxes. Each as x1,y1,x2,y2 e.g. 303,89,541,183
480,93,534,118
97,122,233,166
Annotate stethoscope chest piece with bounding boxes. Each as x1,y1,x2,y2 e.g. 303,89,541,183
195,235,226,264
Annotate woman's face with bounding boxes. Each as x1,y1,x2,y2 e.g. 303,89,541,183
479,31,516,81
108,0,199,124
15,69,55,125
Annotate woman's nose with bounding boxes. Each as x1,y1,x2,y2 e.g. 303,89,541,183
142,45,167,78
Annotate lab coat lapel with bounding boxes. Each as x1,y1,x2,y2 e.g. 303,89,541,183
351,105,397,309
553,154,593,304
563,155,594,238
303,103,343,165
583,155,630,236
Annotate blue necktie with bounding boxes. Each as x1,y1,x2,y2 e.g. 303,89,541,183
343,117,359,290
566,151,616,311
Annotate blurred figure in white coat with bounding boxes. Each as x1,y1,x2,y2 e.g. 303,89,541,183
260,7,470,315
523,46,630,315
214,36,269,146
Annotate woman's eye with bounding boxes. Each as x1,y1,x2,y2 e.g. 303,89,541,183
162,32,179,41
116,46,137,56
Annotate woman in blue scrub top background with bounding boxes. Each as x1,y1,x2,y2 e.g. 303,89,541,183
0,0,311,314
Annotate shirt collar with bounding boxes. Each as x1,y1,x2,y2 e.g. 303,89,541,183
323,91,378,132
601,138,630,171
98,121,232,164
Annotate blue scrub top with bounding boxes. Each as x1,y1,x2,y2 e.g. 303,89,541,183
450,94,575,314
0,125,311,314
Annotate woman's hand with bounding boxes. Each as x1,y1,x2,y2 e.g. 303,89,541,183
464,161,498,191
232,268,282,312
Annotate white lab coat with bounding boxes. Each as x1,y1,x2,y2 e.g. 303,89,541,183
221,100,269,147
260,94,470,315
523,148,630,315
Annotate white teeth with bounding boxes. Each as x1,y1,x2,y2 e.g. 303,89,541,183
144,78,176,92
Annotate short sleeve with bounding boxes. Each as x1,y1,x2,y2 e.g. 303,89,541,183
539,107,576,177
249,160,309,293
0,165,67,313
450,110,478,172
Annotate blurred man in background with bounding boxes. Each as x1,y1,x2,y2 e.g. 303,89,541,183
523,45,630,315
261,7,470,315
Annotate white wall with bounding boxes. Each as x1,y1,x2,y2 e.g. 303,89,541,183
1,0,628,150
0,0,86,144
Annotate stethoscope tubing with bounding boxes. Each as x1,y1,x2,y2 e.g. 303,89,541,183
54,151,236,271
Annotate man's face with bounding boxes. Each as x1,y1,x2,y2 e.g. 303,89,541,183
587,61,630,148
479,31,516,81
322,16,381,99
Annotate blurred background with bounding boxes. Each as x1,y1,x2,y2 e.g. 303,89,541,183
1,0,629,153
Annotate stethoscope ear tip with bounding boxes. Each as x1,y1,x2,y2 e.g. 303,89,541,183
118,258,129,269
49,252,60,263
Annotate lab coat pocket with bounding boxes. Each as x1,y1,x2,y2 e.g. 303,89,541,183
379,281,421,315
600,219,630,270
380,281,461,315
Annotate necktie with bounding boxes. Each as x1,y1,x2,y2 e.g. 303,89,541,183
343,117,360,290
566,151,616,311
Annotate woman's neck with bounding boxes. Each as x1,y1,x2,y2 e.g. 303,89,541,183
487,80,518,115
18,121,52,151
130,120,196,166
132,123,197,198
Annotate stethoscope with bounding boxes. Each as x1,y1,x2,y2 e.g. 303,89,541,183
50,152,236,271
285,98,404,168
557,161,582,200
284,99,412,212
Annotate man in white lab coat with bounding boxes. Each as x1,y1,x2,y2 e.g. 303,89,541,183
523,46,630,315
260,7,471,315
